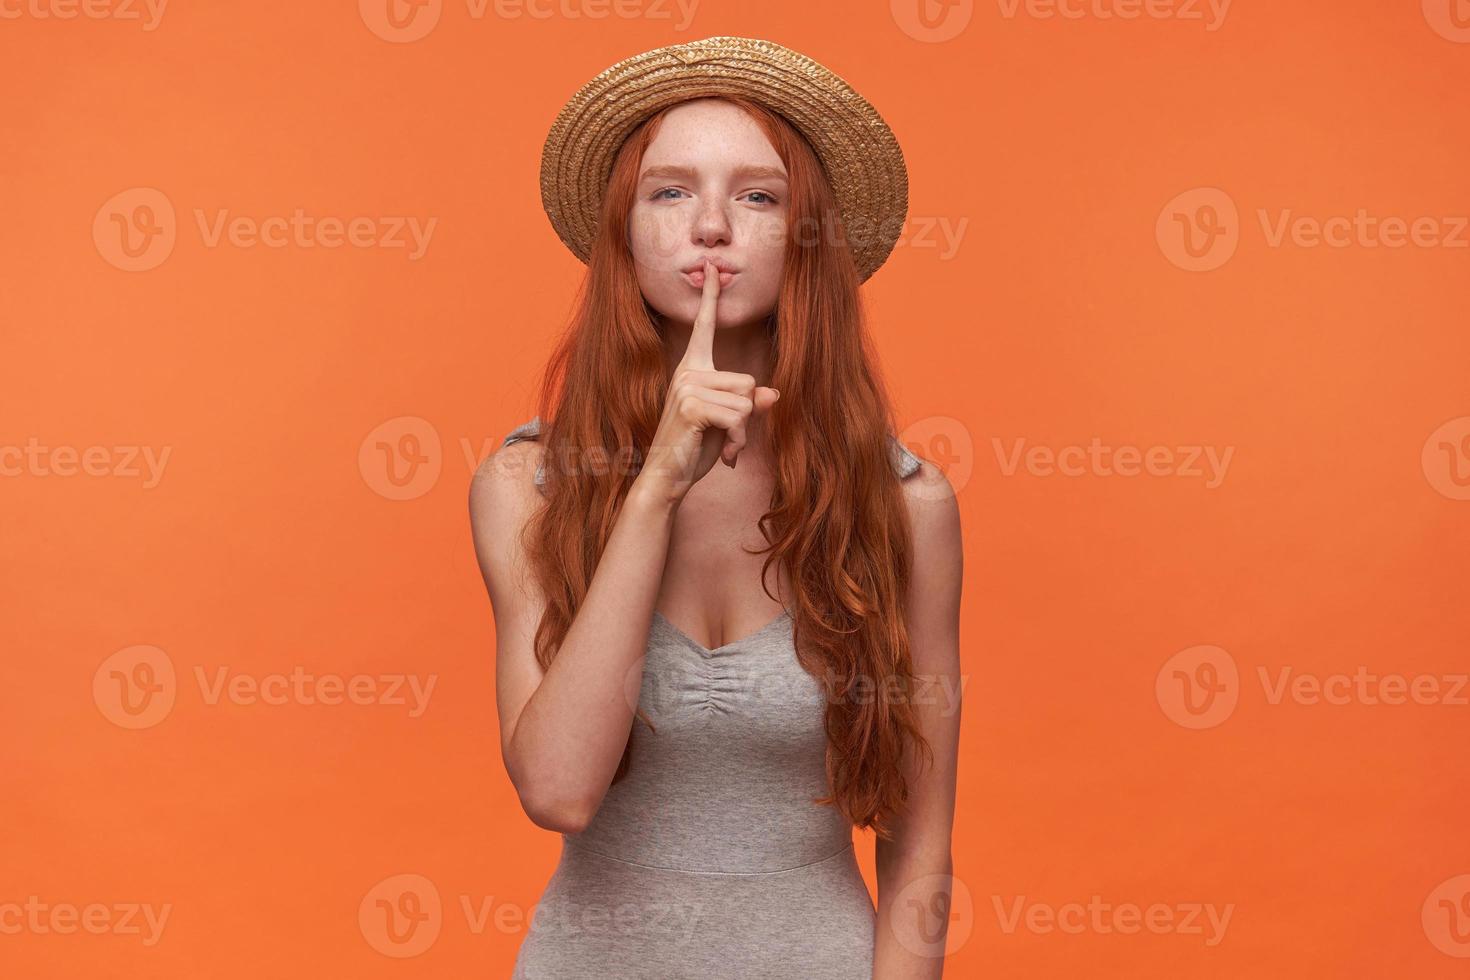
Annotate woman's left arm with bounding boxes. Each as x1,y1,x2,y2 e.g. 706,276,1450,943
873,459,964,979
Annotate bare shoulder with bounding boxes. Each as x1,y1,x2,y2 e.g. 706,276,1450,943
470,437,544,519
898,458,962,552
468,433,552,766
897,458,963,670
468,437,546,595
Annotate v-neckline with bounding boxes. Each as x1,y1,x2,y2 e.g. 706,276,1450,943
651,608,792,655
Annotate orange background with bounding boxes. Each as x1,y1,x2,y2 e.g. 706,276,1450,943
4,1,1469,977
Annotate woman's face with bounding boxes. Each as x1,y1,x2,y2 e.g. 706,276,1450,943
627,98,789,331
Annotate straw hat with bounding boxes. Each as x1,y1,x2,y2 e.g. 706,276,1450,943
539,35,909,284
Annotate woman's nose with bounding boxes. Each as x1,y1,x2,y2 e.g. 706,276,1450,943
691,199,732,248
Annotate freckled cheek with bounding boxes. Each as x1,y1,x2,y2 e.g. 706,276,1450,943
740,215,788,282
626,209,685,270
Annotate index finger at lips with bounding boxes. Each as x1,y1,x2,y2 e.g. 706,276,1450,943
681,259,720,371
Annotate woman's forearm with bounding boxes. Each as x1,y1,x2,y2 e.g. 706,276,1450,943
504,482,678,831
873,846,956,979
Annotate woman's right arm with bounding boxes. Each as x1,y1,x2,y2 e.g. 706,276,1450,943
470,451,679,834
469,259,778,834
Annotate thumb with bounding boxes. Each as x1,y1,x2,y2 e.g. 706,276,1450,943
752,386,780,415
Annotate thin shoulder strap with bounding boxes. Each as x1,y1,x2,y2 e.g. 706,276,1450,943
501,415,546,486
887,432,922,479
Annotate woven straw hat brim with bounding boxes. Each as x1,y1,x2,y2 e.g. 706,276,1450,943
539,36,908,284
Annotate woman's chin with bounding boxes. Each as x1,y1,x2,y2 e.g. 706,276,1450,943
649,298,770,331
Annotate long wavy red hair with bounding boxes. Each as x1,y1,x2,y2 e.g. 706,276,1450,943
519,94,932,840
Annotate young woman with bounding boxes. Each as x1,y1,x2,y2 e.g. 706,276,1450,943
470,36,963,979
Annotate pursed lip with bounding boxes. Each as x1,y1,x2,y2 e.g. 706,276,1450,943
680,264,737,288
680,258,740,275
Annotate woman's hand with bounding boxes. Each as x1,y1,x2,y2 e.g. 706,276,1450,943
634,259,780,505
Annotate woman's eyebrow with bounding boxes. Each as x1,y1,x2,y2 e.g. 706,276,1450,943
638,164,789,183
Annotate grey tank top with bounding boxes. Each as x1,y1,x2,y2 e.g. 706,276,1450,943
501,416,923,977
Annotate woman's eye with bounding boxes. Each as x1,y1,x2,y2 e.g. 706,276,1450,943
651,188,778,205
